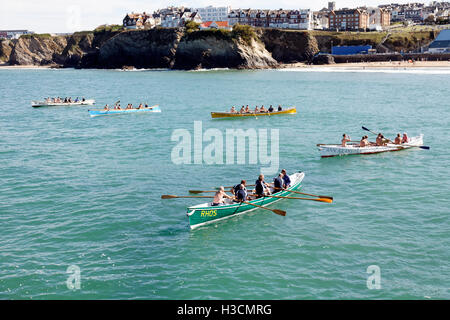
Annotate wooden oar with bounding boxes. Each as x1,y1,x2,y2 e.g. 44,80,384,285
273,187,333,200
362,126,430,150
161,195,215,199
241,201,286,216
264,194,333,203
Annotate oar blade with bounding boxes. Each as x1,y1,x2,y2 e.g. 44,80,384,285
419,146,430,150
362,126,370,131
188,190,203,194
319,195,334,200
273,209,286,216
161,195,177,199
315,198,333,203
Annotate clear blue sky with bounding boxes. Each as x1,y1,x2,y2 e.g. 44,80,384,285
1,0,423,33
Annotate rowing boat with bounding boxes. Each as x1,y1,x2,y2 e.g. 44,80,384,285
31,99,95,107
317,134,424,158
88,105,161,117
211,107,297,119
187,172,304,229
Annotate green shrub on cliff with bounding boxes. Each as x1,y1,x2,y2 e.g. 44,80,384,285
20,33,52,39
94,24,124,33
231,24,258,45
185,21,200,33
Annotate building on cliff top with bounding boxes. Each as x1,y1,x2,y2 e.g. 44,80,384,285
329,8,369,31
123,12,161,29
427,29,450,52
193,6,230,22
0,30,33,39
200,21,231,30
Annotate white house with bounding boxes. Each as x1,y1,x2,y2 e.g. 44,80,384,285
194,6,230,22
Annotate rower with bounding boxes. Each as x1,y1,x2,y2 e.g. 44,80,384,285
145,104,149,108
103,104,109,111
268,105,274,112
255,174,271,198
254,106,259,113
402,133,409,144
231,180,247,196
138,103,143,109
260,105,267,113
245,105,250,113
281,169,291,188
212,186,233,206
278,105,282,111
273,173,284,192
394,133,402,144
230,106,237,113
376,133,386,146
360,136,368,147
82,97,85,102
341,134,351,147
236,184,248,202
239,106,245,113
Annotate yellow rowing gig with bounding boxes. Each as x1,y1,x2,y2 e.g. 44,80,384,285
211,107,297,119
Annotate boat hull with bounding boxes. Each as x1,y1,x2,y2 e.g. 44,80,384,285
187,172,305,229
318,135,424,158
89,105,161,117
31,99,95,107
211,107,296,118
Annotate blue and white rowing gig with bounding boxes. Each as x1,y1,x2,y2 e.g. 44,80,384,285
88,105,161,117
317,134,424,158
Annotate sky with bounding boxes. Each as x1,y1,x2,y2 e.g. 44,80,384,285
0,0,428,33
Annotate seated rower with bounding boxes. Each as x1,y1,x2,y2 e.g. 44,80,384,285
273,173,284,192
402,133,409,144
138,103,143,109
245,105,250,113
230,106,237,113
341,134,351,147
145,104,149,108
394,133,402,145
376,133,387,146
255,174,271,198
117,105,122,110
82,97,85,102
231,180,247,197
268,105,274,112
281,169,291,188
239,106,245,113
103,104,109,111
235,184,248,202
254,106,259,113
277,105,282,111
360,136,369,147
260,105,267,113
212,186,233,206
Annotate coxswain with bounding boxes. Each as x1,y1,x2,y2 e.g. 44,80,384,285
212,187,233,206
281,169,291,188
341,134,351,147
394,133,402,144
255,174,271,198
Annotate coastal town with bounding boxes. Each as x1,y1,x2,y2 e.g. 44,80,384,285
0,1,449,69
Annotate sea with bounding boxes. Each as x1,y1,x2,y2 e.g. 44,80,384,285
0,67,449,299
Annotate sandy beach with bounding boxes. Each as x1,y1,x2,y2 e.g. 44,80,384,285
279,60,450,69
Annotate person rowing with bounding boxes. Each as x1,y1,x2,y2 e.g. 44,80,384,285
394,133,402,145
231,180,247,197
239,106,245,114
254,106,259,113
281,169,291,188
138,103,143,109
260,105,267,113
145,104,149,108
245,105,250,113
212,186,233,206
359,135,369,147
268,105,274,112
103,104,109,111
230,106,236,113
255,174,271,198
278,105,282,111
273,173,284,192
235,184,248,202
376,133,387,146
341,133,351,147
402,133,409,144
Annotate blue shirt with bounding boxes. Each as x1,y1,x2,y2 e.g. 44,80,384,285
282,174,291,187
236,189,247,201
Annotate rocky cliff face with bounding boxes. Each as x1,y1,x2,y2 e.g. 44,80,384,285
9,36,68,65
0,40,14,63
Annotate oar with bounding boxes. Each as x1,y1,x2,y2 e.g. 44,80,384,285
362,126,430,150
273,187,333,200
241,201,286,216
161,195,215,199
264,194,332,203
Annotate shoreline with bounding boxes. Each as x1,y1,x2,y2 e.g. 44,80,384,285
2,60,450,70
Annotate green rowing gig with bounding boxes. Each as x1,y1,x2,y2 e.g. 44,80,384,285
187,172,305,229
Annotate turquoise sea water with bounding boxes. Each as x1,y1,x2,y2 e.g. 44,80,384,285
0,67,449,299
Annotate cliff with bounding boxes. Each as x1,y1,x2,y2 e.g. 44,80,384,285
1,28,440,69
